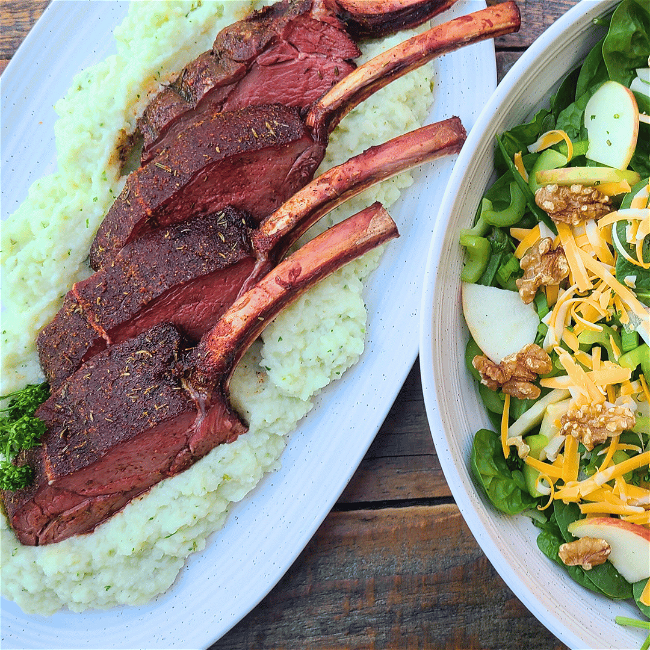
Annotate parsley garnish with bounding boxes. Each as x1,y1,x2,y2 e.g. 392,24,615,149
0,383,49,490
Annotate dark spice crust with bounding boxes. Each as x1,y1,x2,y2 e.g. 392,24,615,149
78,208,254,332
36,323,194,481
36,293,106,390
89,103,313,270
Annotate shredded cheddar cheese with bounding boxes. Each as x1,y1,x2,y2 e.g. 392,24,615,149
483,130,650,591
527,129,574,161
514,151,528,181
501,393,511,460
513,225,541,258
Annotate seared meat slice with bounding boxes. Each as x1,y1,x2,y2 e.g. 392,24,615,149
5,203,398,545
91,2,520,270
90,103,322,270
39,118,465,388
38,208,255,389
6,324,207,546
333,0,458,38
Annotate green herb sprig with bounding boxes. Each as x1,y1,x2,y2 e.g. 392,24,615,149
0,383,49,491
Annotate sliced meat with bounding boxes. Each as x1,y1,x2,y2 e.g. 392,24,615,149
139,4,359,162
138,0,460,161
90,103,324,270
332,0,458,38
38,208,256,389
35,293,108,390
6,324,207,546
5,204,398,545
91,3,521,271
39,118,466,388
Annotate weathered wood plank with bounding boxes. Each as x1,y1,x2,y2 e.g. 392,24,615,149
211,505,569,650
497,49,524,82
340,454,450,502
489,0,578,49
0,1,50,62
339,361,451,502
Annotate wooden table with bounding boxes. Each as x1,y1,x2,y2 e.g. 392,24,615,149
2,1,578,648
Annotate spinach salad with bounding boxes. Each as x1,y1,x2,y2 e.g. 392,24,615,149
460,0,650,643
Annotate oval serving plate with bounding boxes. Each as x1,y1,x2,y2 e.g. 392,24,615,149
419,1,648,649
2,1,496,648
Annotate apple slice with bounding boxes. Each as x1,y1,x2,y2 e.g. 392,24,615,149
585,80,639,170
535,166,641,187
567,517,650,584
461,283,539,363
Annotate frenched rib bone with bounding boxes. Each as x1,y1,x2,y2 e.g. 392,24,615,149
5,204,398,546
90,2,520,270
253,116,466,260
138,0,460,161
39,118,465,389
306,0,521,140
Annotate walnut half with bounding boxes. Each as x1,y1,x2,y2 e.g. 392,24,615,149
558,537,611,570
472,343,553,400
535,183,612,225
560,402,636,450
516,237,570,304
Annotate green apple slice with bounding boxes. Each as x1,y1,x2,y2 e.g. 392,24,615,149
535,166,641,187
461,283,539,363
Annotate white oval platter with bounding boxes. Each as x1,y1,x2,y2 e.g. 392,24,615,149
2,1,494,647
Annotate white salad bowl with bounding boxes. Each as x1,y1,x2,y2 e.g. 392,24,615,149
419,1,647,649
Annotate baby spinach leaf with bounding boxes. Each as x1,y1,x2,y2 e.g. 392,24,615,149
575,37,609,99
633,580,650,618
554,90,594,141
603,0,650,86
495,110,552,175
470,429,538,515
552,66,582,117
536,523,606,596
630,127,650,178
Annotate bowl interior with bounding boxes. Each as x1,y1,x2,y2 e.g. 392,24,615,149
420,1,647,648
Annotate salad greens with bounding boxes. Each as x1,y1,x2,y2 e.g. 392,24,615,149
460,0,650,641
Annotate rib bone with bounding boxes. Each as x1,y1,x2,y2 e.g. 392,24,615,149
252,116,466,260
190,202,398,390
306,1,521,140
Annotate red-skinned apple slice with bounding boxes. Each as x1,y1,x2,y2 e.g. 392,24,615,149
585,80,639,170
567,517,650,584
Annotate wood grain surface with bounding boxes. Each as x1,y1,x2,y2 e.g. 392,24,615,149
1,1,579,648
